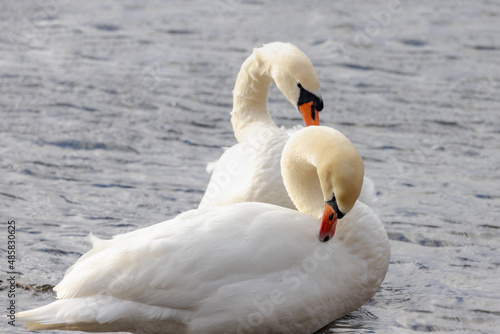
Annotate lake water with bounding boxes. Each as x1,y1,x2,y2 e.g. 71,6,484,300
1,1,499,333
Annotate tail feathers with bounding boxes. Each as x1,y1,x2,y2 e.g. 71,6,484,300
205,160,218,174
88,231,106,248
205,146,231,174
358,176,378,210
17,295,186,332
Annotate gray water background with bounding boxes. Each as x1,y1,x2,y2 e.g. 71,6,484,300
1,0,500,333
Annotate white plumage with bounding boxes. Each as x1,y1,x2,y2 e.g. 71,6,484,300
18,126,390,333
199,42,377,210
198,42,323,209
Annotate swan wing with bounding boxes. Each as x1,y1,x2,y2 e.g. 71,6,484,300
198,144,252,208
55,204,315,308
199,127,294,209
18,202,389,333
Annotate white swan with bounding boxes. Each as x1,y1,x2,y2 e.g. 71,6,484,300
198,42,377,211
18,126,390,334
198,42,324,209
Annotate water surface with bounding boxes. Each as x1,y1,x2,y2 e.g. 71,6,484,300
1,1,499,333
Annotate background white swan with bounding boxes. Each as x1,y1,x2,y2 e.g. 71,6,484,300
199,42,377,211
18,126,390,334
198,42,324,209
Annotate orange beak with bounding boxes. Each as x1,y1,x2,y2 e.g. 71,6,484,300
319,202,337,242
299,101,320,126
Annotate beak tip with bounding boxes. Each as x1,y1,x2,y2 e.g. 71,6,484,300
298,102,320,127
319,202,337,242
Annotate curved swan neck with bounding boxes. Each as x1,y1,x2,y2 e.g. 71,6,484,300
281,136,324,219
231,53,275,143
281,126,364,219
230,42,322,143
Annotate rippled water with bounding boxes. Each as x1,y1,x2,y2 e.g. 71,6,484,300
1,1,500,333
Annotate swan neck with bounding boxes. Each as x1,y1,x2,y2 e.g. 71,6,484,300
282,127,364,220
231,53,275,143
281,143,324,219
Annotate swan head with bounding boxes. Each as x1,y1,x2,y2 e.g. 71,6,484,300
316,153,364,242
255,42,323,126
281,126,364,242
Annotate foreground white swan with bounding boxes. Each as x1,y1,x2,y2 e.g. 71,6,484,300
198,42,324,209
18,126,390,334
